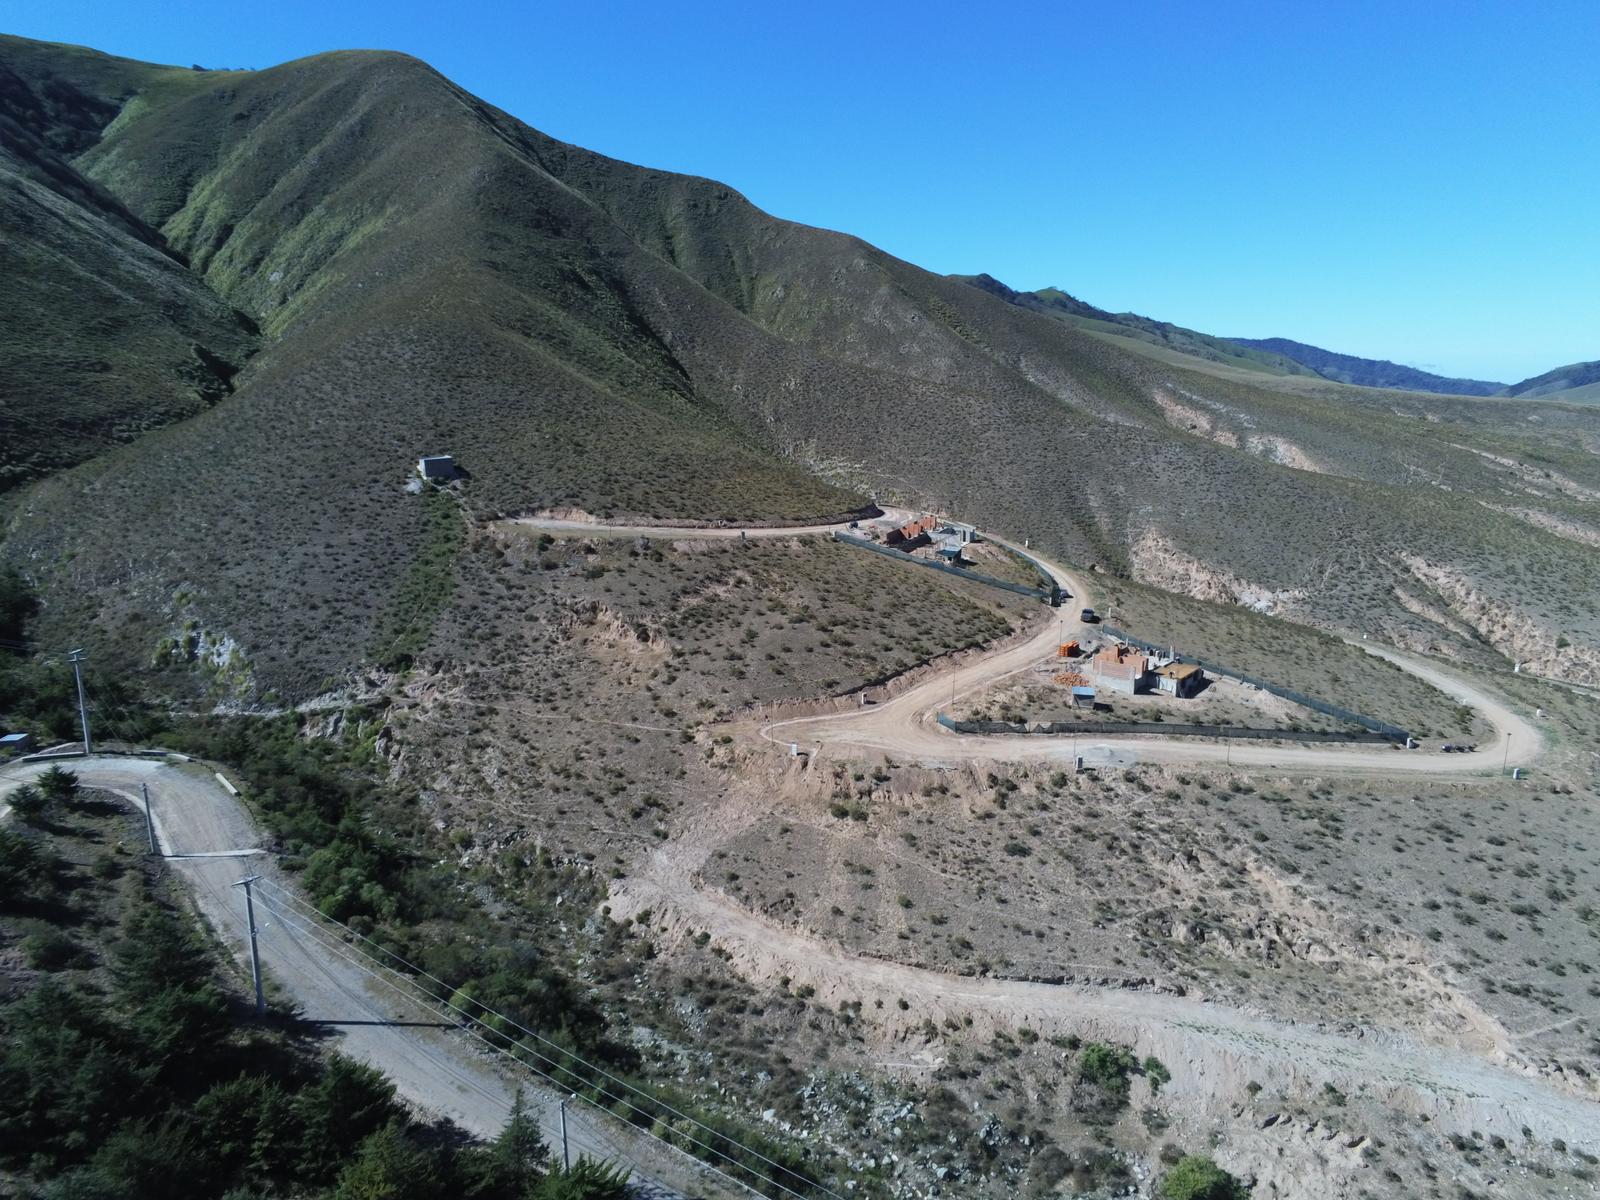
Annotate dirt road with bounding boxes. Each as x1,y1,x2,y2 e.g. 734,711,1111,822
757,540,1543,777
600,530,1589,1147
609,830,1599,1145
0,757,730,1200
502,515,887,540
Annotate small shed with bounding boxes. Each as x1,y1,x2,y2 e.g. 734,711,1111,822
1071,686,1096,709
1,732,33,757
417,454,456,481
1155,661,1205,698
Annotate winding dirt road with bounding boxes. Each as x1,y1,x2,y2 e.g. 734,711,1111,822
756,535,1542,776
576,522,1589,1148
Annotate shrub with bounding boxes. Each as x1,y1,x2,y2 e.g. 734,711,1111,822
1143,1055,1172,1094
1158,1154,1246,1199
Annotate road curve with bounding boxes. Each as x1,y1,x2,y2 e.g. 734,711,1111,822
757,536,1543,777
0,757,729,1200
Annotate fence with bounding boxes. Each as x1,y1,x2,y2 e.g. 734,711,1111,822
832,532,1058,604
1098,624,1410,743
935,712,1392,744
977,533,1065,604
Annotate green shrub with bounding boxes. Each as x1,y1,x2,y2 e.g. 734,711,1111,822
1158,1153,1247,1199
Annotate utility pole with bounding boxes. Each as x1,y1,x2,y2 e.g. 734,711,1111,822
140,782,157,855
559,1095,573,1170
1502,736,1511,777
234,875,265,1016
67,648,90,755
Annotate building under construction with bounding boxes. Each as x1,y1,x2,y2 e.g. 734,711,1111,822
1090,642,1207,698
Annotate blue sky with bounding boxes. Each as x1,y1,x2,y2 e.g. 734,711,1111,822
9,0,1597,382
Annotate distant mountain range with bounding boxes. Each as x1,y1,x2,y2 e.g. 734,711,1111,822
959,275,1594,403
1225,337,1506,397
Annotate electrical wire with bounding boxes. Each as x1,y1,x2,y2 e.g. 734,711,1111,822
254,877,841,1199
252,889,823,1200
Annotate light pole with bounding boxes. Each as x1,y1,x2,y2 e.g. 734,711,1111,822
234,875,265,1016
67,648,90,755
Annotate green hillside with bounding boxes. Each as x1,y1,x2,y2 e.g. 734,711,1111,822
1,34,1597,698
0,43,257,489
1502,359,1600,404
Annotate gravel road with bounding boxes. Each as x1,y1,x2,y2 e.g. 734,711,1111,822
0,757,736,1200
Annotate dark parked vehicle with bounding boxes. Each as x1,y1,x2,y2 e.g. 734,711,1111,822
1080,608,1099,623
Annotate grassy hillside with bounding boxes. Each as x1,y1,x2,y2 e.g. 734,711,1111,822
0,33,1596,699
1502,359,1600,403
0,41,257,490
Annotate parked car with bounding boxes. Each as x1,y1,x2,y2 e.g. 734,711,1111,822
1080,608,1099,623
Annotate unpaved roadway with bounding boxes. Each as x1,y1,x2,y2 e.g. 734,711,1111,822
0,757,732,1200
757,537,1543,777
562,522,1590,1146
502,514,893,540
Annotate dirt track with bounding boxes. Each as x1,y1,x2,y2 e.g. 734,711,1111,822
588,526,1593,1149
755,540,1543,777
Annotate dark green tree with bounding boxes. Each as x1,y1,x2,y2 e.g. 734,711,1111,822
464,1089,550,1198
110,902,228,1066
529,1158,631,1200
292,1055,403,1184
5,783,48,825
37,765,80,804
0,980,136,1169
329,1123,450,1200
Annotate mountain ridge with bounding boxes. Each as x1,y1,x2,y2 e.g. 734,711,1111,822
1,34,1597,698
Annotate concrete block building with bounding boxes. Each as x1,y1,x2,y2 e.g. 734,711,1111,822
1091,643,1152,695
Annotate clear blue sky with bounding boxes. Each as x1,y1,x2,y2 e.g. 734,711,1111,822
9,0,1598,382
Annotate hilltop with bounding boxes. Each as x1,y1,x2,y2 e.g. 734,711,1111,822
0,34,1596,700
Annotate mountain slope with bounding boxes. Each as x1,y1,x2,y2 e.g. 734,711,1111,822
1,35,1597,696
1227,336,1505,396
0,43,258,490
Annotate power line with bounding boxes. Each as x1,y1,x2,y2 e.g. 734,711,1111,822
253,891,814,1200
254,877,842,1200
252,889,827,1200
249,893,688,1195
